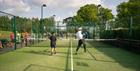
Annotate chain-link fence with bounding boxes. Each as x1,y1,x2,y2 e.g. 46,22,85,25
0,11,16,50
0,11,139,53
0,11,39,51
98,15,140,53
99,15,140,40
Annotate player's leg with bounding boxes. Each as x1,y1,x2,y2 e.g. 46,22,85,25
51,48,54,55
53,43,56,54
82,39,86,52
54,48,56,54
76,40,82,54
50,43,54,55
83,45,86,52
52,43,56,54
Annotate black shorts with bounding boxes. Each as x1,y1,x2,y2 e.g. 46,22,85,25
78,39,85,47
50,43,56,48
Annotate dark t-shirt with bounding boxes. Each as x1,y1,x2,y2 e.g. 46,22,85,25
49,35,56,44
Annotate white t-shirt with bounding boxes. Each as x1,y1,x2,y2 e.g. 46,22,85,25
76,31,83,40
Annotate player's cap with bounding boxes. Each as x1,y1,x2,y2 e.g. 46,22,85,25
78,27,82,30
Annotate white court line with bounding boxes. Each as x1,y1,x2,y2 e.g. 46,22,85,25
70,38,74,71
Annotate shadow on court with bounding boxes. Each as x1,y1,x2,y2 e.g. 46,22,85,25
76,62,89,67
15,49,50,56
23,64,64,71
64,45,70,71
16,49,71,56
86,41,140,71
15,47,72,71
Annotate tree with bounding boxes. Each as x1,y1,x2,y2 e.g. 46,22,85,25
0,16,11,31
63,4,113,26
76,4,98,25
63,4,114,32
129,0,140,2
117,0,140,29
43,17,55,32
32,18,40,33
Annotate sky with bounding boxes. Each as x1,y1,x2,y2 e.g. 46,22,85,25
0,0,128,21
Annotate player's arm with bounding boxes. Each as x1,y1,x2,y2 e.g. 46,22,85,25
55,36,57,41
49,36,52,40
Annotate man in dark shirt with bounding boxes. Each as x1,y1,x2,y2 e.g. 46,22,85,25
49,32,57,55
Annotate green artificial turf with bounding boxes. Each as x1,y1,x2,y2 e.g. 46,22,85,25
0,39,140,71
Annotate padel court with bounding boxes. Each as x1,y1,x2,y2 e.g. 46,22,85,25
0,39,140,71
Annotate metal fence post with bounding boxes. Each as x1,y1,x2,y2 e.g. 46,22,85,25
13,16,17,50
129,16,133,40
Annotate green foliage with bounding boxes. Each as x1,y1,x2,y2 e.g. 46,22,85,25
100,29,140,40
43,17,55,32
63,4,114,31
43,17,55,26
75,4,113,26
129,0,140,2
0,16,12,31
32,18,40,33
116,0,140,29
0,15,55,34
63,4,114,39
15,16,32,32
77,4,98,23
100,30,116,39
131,29,140,40
100,8,114,22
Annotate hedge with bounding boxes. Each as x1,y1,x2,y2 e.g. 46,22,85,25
100,29,140,40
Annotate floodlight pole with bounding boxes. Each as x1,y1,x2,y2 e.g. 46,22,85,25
40,4,46,39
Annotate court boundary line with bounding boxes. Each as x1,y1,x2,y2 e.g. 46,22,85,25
70,38,74,71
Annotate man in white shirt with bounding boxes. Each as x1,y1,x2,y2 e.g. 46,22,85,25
75,28,86,55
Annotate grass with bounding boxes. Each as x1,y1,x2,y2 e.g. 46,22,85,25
0,39,140,71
